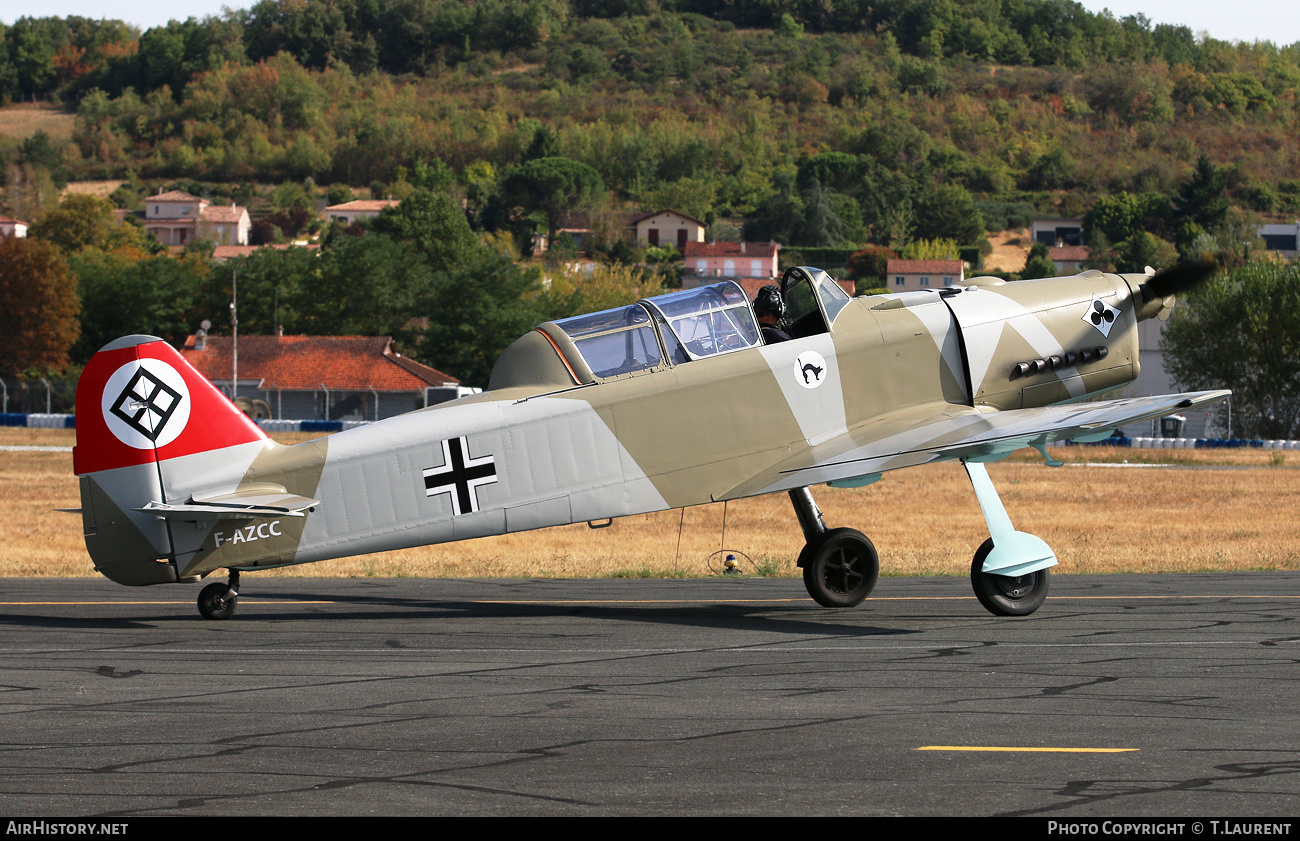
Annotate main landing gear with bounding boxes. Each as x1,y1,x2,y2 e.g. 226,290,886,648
198,569,240,620
791,459,1056,616
790,488,879,608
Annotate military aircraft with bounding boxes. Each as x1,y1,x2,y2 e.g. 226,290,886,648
72,265,1227,619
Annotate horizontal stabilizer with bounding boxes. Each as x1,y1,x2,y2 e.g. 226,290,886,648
137,486,319,521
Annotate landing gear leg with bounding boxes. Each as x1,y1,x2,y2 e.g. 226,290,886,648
198,569,240,620
791,487,879,608
962,460,1055,616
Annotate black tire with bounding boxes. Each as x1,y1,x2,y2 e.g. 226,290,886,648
969,538,1049,617
198,582,237,620
800,528,879,608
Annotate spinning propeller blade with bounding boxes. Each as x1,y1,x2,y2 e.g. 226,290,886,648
1142,260,1218,301
1138,261,1218,322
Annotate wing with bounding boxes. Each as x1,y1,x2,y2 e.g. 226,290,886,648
724,390,1230,499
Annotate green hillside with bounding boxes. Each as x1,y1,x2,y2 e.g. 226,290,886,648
1,1,1297,398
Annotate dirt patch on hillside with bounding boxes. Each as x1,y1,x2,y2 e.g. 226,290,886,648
64,181,125,199
0,103,76,142
983,227,1030,274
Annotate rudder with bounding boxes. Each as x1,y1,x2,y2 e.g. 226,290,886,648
74,335,269,584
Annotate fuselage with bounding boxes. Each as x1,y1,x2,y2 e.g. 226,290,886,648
77,268,1150,585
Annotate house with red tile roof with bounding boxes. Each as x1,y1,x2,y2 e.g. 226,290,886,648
323,199,400,225
1048,245,1090,274
180,334,460,421
885,259,964,293
211,243,321,261
145,190,250,247
682,241,781,286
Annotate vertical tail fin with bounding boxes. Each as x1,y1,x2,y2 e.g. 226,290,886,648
75,335,270,584
75,334,267,476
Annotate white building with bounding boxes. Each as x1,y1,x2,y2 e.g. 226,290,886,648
0,215,29,238
145,190,250,247
323,199,400,226
630,209,706,251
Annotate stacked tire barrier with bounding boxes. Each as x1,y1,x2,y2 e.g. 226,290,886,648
1062,437,1300,449
4,413,1297,449
0,414,368,433
0,413,76,428
255,419,371,433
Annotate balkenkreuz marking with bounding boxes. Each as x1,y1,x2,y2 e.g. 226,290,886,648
422,437,497,516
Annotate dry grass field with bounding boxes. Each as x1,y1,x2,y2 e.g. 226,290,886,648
984,228,1032,274
4,427,1297,580
0,103,76,143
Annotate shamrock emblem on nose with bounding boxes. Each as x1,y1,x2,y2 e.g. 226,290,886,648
1083,296,1121,337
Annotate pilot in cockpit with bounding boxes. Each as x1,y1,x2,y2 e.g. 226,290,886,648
753,285,791,344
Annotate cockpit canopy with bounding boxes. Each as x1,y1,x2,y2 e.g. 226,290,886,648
487,269,853,392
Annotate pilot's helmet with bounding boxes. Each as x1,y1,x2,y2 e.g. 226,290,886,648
754,285,785,319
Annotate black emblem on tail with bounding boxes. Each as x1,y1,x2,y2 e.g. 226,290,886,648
110,368,182,442
801,362,824,384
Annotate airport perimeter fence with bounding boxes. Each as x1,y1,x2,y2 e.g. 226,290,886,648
4,412,1300,450
0,413,369,433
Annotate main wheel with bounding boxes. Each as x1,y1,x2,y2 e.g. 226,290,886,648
800,528,879,608
969,538,1049,616
198,582,237,620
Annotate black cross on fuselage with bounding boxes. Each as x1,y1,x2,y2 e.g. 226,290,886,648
422,437,497,516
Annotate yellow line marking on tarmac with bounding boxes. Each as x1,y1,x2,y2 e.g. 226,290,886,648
918,746,1138,753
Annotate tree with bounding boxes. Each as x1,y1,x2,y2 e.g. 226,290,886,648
0,237,80,376
1162,261,1300,439
1020,242,1057,280
306,234,434,350
913,183,983,245
899,238,958,260
199,246,321,338
28,194,155,255
1175,155,1228,238
418,254,557,388
794,177,851,247
1115,231,1177,273
846,244,897,294
369,188,484,271
70,250,206,363
502,157,606,238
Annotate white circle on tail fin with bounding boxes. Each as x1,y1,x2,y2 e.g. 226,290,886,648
101,358,191,449
794,350,828,389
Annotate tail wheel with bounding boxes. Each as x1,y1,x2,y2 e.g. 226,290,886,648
800,528,879,608
198,582,237,620
970,538,1050,617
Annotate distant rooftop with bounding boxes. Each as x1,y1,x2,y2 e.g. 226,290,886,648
180,335,457,391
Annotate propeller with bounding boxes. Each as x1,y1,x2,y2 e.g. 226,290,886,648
1139,260,1218,322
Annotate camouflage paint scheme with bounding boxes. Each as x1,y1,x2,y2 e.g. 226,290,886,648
73,267,1227,611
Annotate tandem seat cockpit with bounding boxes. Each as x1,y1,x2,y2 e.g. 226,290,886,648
487,281,765,392
486,270,855,394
